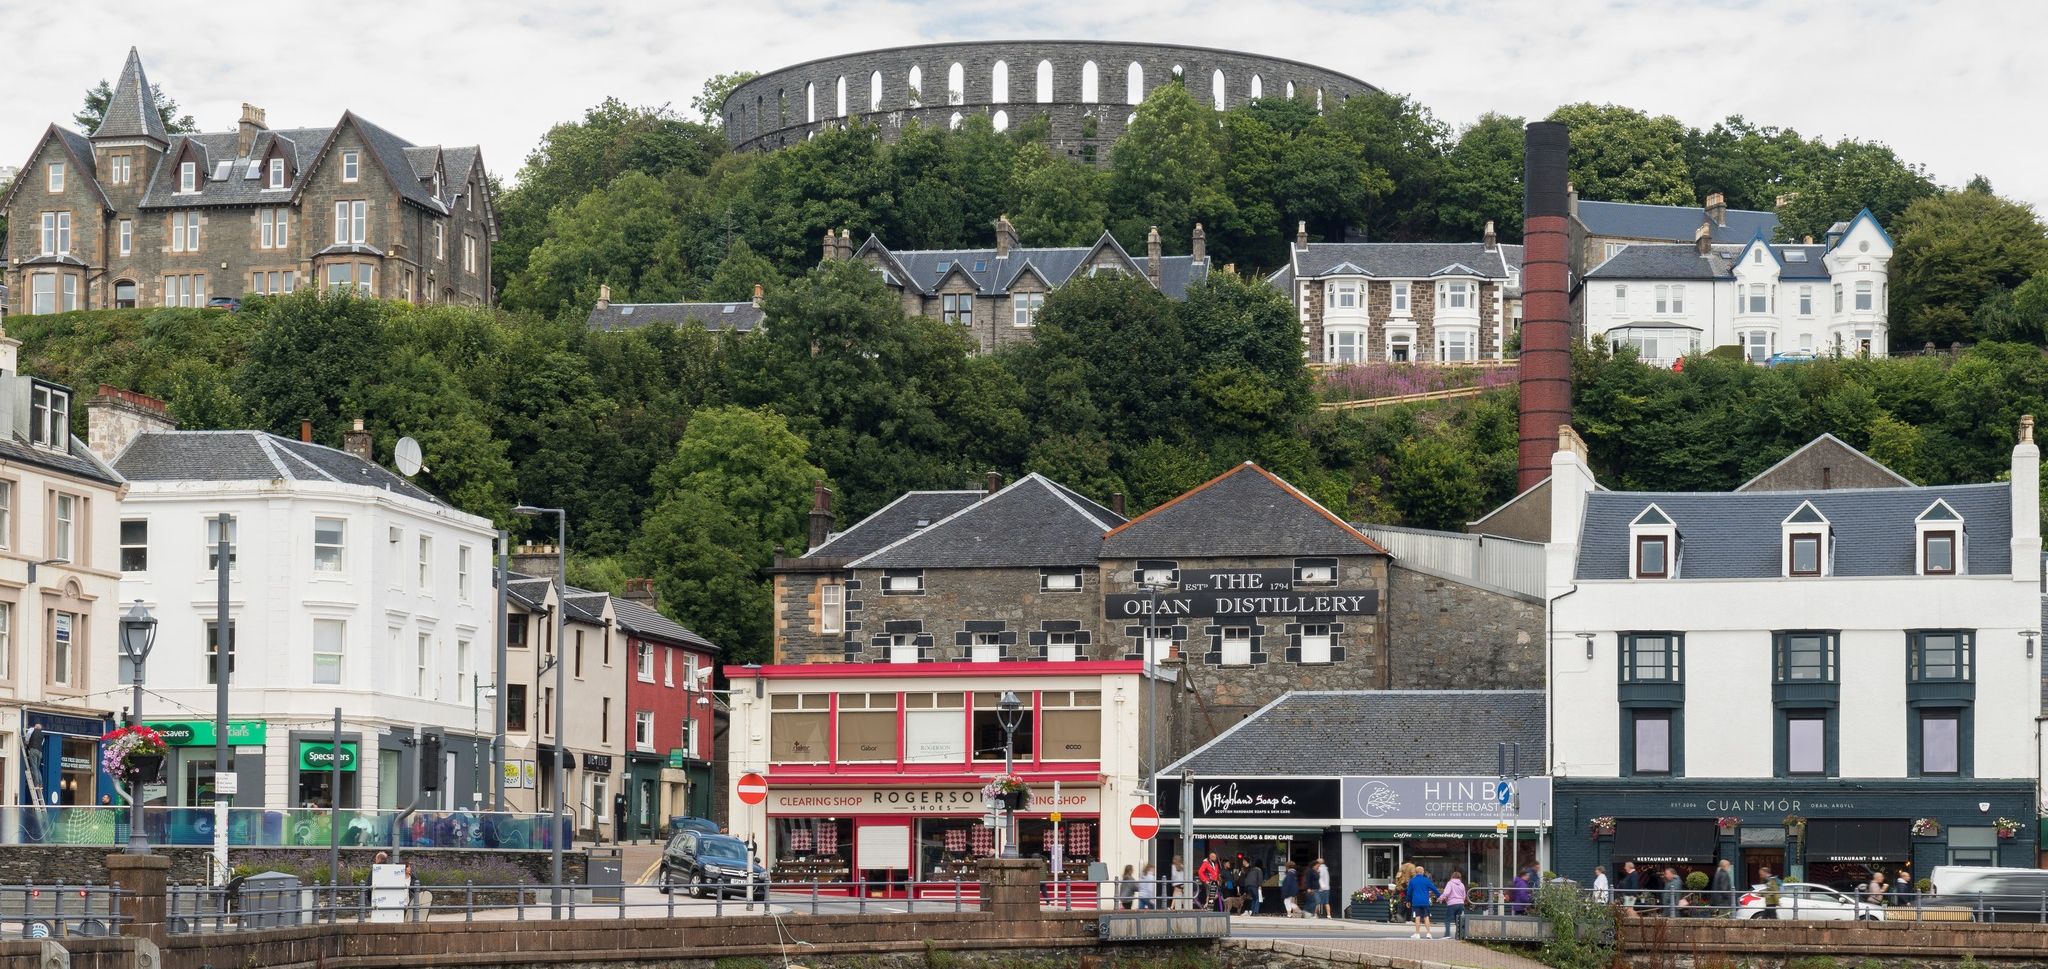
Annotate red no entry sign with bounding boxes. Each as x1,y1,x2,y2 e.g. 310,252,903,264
737,772,769,805
1130,802,1161,840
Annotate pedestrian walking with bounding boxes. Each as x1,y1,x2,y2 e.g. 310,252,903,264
1314,858,1333,918
1407,865,1438,939
1617,861,1640,910
1509,867,1533,915
1118,864,1140,909
1661,867,1681,916
1137,864,1158,909
1170,856,1186,909
1892,868,1913,907
1242,859,1265,915
1591,865,1610,903
1757,866,1782,919
1711,859,1736,917
1280,864,1302,917
1394,863,1413,923
1441,870,1468,939
1865,870,1887,908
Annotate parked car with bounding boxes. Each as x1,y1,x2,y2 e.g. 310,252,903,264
206,296,241,312
669,816,720,837
658,830,766,899
1735,882,1885,921
1765,350,1816,368
1930,865,2048,922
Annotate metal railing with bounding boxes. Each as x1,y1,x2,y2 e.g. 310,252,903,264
0,882,127,939
0,805,574,849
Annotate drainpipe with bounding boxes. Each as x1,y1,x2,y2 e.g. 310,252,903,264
1545,582,1580,783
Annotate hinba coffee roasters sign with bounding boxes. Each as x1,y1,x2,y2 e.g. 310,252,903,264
1104,568,1378,619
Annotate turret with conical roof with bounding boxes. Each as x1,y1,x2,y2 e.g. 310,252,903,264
91,47,169,147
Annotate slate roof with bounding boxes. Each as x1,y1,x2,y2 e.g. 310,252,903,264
807,490,984,558
562,590,610,624
1102,463,1387,558
862,231,1210,299
1293,242,1516,280
1586,242,1839,281
92,48,169,144
613,598,719,653
504,575,553,610
1735,433,1915,491
1576,199,1779,244
587,301,765,333
114,430,441,504
0,433,122,487
852,474,1123,569
1575,483,2012,580
131,112,467,215
1165,690,1546,775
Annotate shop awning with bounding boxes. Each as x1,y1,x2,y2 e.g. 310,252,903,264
1613,819,1717,864
1803,819,1910,863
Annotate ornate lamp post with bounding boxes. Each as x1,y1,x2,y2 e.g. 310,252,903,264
996,691,1024,859
118,601,159,854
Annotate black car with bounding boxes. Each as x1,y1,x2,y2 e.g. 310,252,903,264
659,830,766,899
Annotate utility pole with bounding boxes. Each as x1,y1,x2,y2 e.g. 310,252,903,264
493,528,509,812
213,514,233,884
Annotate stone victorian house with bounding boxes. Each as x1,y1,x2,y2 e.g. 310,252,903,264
2,49,495,315
769,464,1543,747
827,217,1211,353
1267,221,1523,364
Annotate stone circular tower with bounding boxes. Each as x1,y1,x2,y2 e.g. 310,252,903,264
722,40,1376,160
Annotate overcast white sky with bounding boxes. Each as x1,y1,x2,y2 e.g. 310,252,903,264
3,0,2044,212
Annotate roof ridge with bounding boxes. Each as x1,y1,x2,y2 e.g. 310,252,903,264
1026,473,1116,531
251,434,294,478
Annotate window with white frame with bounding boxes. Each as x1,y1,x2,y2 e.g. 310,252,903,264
172,211,201,252
120,519,147,572
258,208,289,249
109,155,130,184
52,611,76,687
46,160,64,193
685,718,700,759
118,219,132,256
1798,286,1814,316
40,212,71,255
1604,242,1627,260
1392,281,1411,314
417,535,432,587
970,631,1002,662
1917,500,1965,575
414,632,431,696
1045,630,1079,662
179,161,196,193
1299,623,1334,663
1612,283,1627,310
206,515,237,570
1745,284,1771,314
341,150,359,182
636,641,654,681
29,274,54,314
1855,281,1873,311
1436,327,1476,362
1325,327,1366,364
457,545,472,599
30,384,70,449
463,234,477,273
52,493,76,564
820,583,844,633
1040,567,1082,591
1140,626,1175,663
1012,292,1045,327
325,262,372,294
1294,557,1337,585
1330,283,1359,309
268,158,285,189
251,271,295,295
1133,560,1178,587
312,517,345,572
434,222,445,260
203,619,236,685
312,618,344,684
882,570,923,595
0,481,11,549
333,200,366,244
684,651,699,690
1783,501,1830,577
634,711,654,751
1742,329,1772,363
887,633,920,664
0,603,11,680
1220,627,1252,666
1630,504,1676,579
663,647,675,686
1438,280,1474,310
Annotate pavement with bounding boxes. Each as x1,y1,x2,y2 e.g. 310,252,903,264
1230,932,1548,969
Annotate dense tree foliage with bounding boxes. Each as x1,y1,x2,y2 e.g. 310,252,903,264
1889,189,2048,348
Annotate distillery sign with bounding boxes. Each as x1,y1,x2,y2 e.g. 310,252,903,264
1106,569,1378,619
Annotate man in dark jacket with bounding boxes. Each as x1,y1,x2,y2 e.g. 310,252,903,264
1242,861,1265,915
1617,861,1641,909
1710,859,1736,916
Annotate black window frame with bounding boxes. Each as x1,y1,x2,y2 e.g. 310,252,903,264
1620,632,1682,684
1293,557,1339,587
1774,631,1838,684
1628,710,1675,776
881,569,925,596
1909,630,1973,683
1038,567,1084,593
1915,709,1963,777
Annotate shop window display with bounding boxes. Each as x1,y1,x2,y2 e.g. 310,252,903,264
919,817,992,882
973,692,1035,761
772,817,852,886
1017,817,1099,882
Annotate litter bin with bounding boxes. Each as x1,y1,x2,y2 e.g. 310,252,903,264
590,848,624,904
240,871,303,928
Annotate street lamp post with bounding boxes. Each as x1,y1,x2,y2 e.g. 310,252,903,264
118,601,159,855
511,504,567,919
995,691,1024,859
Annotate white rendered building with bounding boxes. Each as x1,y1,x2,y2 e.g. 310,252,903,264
92,394,500,813
1581,209,1892,366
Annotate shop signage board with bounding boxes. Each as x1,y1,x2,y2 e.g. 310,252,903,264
1342,776,1551,824
582,754,613,773
1105,568,1379,619
667,748,686,769
765,785,1099,816
298,741,358,772
1161,777,1342,821
146,720,267,747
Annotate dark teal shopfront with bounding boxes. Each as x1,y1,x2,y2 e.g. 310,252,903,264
1553,778,2036,893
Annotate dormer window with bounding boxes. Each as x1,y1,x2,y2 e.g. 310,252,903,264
1916,499,1965,576
1294,557,1338,586
29,383,71,450
179,161,196,193
1630,504,1677,579
1782,501,1831,577
268,158,285,189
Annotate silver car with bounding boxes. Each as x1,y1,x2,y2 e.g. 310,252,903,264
1736,882,1885,921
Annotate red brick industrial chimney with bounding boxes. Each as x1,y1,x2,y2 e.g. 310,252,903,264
1518,121,1572,490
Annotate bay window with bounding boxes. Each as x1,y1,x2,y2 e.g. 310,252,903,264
1325,327,1366,364
1436,327,1476,362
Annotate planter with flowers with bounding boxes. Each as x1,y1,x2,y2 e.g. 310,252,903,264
1911,817,1943,839
100,725,169,784
982,773,1031,810
1348,885,1396,920
1782,814,1807,837
1589,816,1616,838
1994,818,2023,840
1716,816,1741,836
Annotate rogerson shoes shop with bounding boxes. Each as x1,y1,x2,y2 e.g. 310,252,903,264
1553,778,2037,893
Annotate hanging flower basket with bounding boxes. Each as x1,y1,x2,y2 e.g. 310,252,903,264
100,725,169,782
982,773,1031,810
1994,818,2022,839
1911,817,1942,838
1782,814,1807,836
1589,816,1616,837
1716,816,1741,835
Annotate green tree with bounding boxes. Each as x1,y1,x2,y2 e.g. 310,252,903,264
1438,113,1527,240
1108,84,1236,257
1011,149,1111,246
1974,275,2048,344
703,240,780,302
1545,103,1694,206
1387,433,1486,529
693,71,759,124
1326,92,1446,241
1682,116,1829,214
1890,191,2048,346
74,78,195,134
235,291,389,433
501,170,696,317
1776,139,1937,242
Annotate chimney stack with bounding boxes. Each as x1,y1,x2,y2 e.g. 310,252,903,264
622,577,659,611
1145,225,1162,283
596,283,610,310
2013,416,2041,583
1705,192,1728,227
752,283,764,308
1566,182,1578,217
300,419,313,443
984,471,1002,496
994,214,1017,258
1111,492,1125,517
343,418,374,462
1295,221,1308,247
87,384,177,463
1802,235,1814,245
1517,121,1573,491
1695,221,1713,255
839,228,852,260
807,484,834,552
237,103,267,157
1191,223,1206,266
1483,220,1498,250
511,544,562,580
820,228,838,264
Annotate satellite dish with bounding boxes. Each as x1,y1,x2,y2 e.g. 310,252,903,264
394,436,426,477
